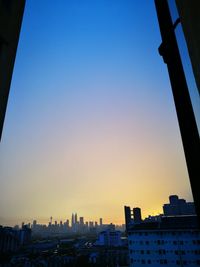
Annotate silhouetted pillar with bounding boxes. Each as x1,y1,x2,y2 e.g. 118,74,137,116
124,206,131,231
133,207,142,224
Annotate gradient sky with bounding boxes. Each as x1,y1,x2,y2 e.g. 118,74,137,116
0,0,196,226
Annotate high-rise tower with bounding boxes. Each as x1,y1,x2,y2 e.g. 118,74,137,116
75,213,78,224
71,213,74,227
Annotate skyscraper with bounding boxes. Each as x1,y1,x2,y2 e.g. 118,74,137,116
80,217,84,225
75,213,78,224
100,218,103,226
71,213,74,227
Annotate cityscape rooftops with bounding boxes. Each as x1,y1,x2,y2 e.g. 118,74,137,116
127,214,198,231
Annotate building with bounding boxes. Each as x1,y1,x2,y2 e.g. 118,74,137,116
0,226,20,253
127,215,200,267
125,206,132,230
19,225,31,245
96,228,122,247
89,247,129,267
80,217,84,225
89,221,94,228
0,225,31,253
133,207,142,224
124,206,143,230
163,195,196,216
71,213,74,228
75,213,78,224
125,196,200,266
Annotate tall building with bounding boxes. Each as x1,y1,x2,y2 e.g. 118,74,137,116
124,206,132,230
0,224,31,252
89,221,94,228
75,213,78,224
163,195,196,216
124,206,143,230
100,218,103,226
71,213,74,227
0,226,20,252
127,215,199,267
19,225,31,245
125,196,200,267
96,228,122,247
32,220,37,229
133,207,142,224
80,217,84,225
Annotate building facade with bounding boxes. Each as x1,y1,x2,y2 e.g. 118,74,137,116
163,195,196,216
127,216,200,267
96,229,122,247
0,225,31,253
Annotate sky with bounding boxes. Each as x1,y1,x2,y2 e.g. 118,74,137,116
0,0,196,226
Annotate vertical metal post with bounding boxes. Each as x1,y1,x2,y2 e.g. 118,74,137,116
154,0,200,221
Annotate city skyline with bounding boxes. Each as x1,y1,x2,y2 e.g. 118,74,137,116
3,212,108,228
0,1,194,226
1,194,194,227
3,194,196,228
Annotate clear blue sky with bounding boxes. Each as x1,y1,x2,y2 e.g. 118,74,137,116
0,0,195,226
